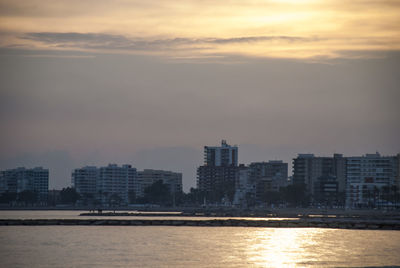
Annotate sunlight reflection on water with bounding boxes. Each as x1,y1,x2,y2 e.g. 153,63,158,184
244,228,400,267
0,226,399,267
246,228,327,267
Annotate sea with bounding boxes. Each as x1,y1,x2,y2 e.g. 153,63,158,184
1,210,400,267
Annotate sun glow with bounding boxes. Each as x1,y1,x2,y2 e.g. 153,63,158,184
0,0,399,59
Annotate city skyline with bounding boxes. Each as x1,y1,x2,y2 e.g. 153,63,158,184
2,146,399,209
1,1,399,191
1,145,398,193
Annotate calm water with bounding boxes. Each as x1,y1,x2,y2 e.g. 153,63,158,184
1,211,400,267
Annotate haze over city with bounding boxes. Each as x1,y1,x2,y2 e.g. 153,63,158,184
0,0,399,191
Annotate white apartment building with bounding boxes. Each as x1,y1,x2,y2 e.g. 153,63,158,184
71,166,98,200
97,164,137,205
0,167,49,201
72,164,137,206
72,165,182,205
346,153,399,208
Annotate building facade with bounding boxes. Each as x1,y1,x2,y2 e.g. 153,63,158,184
313,175,339,205
197,140,241,204
232,161,288,206
0,167,49,202
292,154,346,200
250,161,288,187
97,164,137,205
204,140,238,167
72,164,184,205
71,166,98,203
346,153,399,208
136,169,182,198
72,164,137,206
233,167,255,207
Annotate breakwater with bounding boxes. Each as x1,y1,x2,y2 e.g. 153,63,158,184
1,218,399,230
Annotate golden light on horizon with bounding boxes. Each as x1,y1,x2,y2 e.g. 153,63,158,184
0,0,399,60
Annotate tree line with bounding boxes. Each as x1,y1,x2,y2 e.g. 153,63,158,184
1,181,399,208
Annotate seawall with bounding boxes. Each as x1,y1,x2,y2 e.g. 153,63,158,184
1,219,399,230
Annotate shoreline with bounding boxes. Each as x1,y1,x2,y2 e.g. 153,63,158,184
1,218,399,230
2,206,400,217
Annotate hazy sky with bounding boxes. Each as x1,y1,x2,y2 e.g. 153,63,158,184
0,0,399,191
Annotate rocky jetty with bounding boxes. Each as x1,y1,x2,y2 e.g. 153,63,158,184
1,218,399,230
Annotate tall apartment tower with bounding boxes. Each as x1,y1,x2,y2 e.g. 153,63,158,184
204,140,238,167
346,153,399,208
197,140,240,204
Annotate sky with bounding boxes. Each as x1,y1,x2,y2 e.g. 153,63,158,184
0,0,399,191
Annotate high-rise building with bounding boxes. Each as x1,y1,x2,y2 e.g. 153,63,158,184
136,169,182,198
0,167,49,201
197,165,241,200
249,161,288,187
292,154,346,198
97,164,137,205
72,165,183,205
72,164,137,206
197,140,240,204
204,140,238,167
248,161,288,202
72,166,98,203
346,153,398,208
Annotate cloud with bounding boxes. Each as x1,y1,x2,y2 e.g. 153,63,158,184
22,32,314,52
21,32,398,60
209,36,313,44
1,0,400,59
